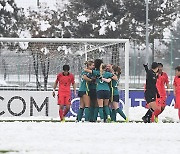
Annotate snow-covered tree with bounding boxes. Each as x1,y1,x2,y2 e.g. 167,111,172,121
0,0,25,37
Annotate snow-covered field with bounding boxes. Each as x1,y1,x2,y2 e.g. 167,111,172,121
1,122,180,154
0,106,180,154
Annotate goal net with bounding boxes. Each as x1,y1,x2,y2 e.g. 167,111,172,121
0,38,130,118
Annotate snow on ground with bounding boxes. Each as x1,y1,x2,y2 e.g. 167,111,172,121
0,122,180,154
0,106,180,154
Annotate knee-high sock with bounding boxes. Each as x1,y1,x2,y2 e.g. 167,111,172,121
144,108,154,119
89,107,95,121
59,109,64,120
104,106,110,116
84,107,90,121
111,109,117,121
93,107,99,121
77,108,84,121
99,107,104,120
63,108,69,117
116,108,126,120
154,109,161,117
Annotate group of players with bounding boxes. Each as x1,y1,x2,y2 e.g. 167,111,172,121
142,62,180,123
53,59,127,123
52,59,180,123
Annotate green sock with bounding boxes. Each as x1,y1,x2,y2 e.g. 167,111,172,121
98,107,104,120
104,106,110,117
116,108,126,120
103,108,107,122
84,107,90,121
77,108,84,121
93,107,99,122
89,107,95,121
111,109,117,121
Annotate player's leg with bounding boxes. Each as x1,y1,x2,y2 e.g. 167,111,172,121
59,105,64,121
77,95,85,122
58,93,65,121
97,90,105,122
93,101,99,122
89,89,97,122
103,91,111,122
83,94,90,122
112,101,127,121
154,97,166,122
151,97,161,122
113,95,127,121
97,99,104,122
63,93,71,117
142,91,160,123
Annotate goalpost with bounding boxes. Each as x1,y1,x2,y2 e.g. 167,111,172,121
0,38,130,119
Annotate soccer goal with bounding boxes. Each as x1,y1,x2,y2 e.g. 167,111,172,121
0,38,130,118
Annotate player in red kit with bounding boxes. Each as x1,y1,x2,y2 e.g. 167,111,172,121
52,65,76,122
151,63,170,122
173,66,180,122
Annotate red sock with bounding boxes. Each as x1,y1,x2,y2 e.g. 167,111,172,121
59,109,64,120
63,108,69,116
178,109,180,120
151,113,155,122
154,109,161,117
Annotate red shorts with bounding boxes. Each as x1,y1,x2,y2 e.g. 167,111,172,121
58,92,71,105
156,96,166,107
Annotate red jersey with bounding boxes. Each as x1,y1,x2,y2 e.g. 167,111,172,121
56,72,75,93
173,76,180,94
156,72,169,97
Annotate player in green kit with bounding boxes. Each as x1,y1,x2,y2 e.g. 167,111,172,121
76,61,94,122
109,65,128,122
84,59,113,122
88,71,98,122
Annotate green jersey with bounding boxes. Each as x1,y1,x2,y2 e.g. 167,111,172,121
79,71,90,92
110,79,119,96
87,73,96,90
92,70,113,91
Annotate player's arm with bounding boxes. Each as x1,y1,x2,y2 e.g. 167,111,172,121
166,82,170,96
71,75,77,96
165,74,170,96
173,79,176,97
101,73,112,83
173,85,176,97
111,74,118,81
52,80,58,98
102,77,111,83
83,75,92,82
143,63,149,73
72,82,77,96
84,68,92,73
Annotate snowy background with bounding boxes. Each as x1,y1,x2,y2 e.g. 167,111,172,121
0,1,180,153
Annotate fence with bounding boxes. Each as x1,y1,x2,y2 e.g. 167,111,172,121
0,38,179,90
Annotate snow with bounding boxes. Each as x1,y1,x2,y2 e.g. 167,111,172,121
0,120,180,154
15,0,56,10
77,12,88,23
0,106,180,153
4,3,14,13
39,20,51,31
